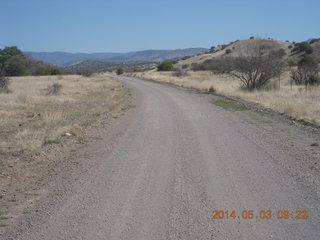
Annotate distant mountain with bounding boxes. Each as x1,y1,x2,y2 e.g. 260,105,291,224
106,49,208,63
63,60,157,73
24,52,124,66
25,48,207,66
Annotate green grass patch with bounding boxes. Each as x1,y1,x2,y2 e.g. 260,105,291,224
0,215,9,220
121,104,136,112
43,138,60,146
80,119,95,127
210,99,248,111
77,137,88,144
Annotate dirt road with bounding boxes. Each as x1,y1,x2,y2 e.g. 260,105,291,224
4,76,320,239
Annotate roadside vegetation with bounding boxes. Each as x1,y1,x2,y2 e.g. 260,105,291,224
210,99,248,111
129,38,320,124
0,74,130,227
157,61,175,71
0,74,128,156
0,46,61,77
116,68,124,75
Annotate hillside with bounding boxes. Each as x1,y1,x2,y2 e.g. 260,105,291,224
25,48,207,66
106,48,208,62
176,39,291,68
129,37,320,125
310,40,320,63
176,38,320,69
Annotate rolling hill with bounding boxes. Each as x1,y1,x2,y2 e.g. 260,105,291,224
25,48,207,66
176,39,291,68
175,38,320,69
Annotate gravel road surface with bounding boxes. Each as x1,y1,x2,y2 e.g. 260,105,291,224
4,76,320,240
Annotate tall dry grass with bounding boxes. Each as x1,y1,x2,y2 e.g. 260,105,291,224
130,70,320,124
0,74,128,155
0,74,129,227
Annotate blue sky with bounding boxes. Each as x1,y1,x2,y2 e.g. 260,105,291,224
0,0,319,53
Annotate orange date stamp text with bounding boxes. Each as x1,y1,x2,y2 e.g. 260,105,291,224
210,210,308,220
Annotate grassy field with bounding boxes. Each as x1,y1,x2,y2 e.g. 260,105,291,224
210,99,248,111
0,74,130,227
0,74,128,155
130,70,320,124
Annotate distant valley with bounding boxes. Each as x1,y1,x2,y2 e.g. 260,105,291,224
25,48,207,66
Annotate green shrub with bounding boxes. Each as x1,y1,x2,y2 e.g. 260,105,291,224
225,49,232,54
291,56,319,85
157,61,174,71
116,68,124,75
308,74,320,86
0,73,10,93
292,42,313,54
298,55,317,69
273,49,286,58
0,46,62,77
3,56,30,76
34,65,51,76
50,68,61,75
208,86,216,93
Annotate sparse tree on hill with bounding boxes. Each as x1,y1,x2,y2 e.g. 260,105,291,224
229,43,285,90
292,42,313,54
116,68,124,75
157,61,174,71
291,56,319,87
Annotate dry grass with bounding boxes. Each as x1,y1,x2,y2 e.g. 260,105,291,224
0,74,128,156
176,38,291,69
0,74,129,228
130,70,320,124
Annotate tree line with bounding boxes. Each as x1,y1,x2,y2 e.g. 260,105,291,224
0,46,61,77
